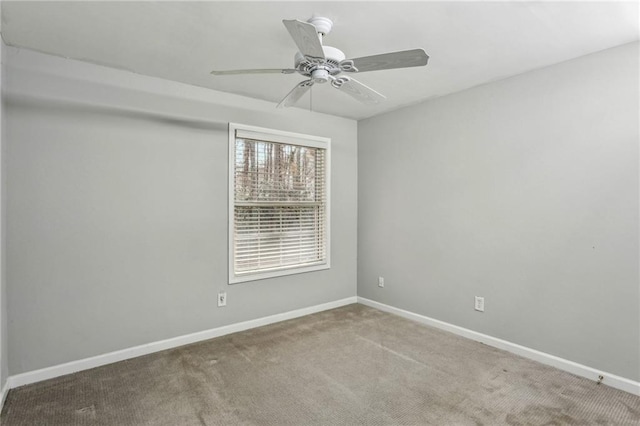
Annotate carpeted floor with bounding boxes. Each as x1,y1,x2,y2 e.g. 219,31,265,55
1,304,639,425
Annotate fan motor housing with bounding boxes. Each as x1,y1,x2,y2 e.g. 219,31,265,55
294,46,346,79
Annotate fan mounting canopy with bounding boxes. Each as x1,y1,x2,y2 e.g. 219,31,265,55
307,16,333,35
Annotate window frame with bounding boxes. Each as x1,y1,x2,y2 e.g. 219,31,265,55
228,123,331,284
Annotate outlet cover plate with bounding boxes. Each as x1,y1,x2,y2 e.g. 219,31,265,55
218,291,227,307
474,296,484,312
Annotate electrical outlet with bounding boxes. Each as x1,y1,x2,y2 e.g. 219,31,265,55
474,296,484,312
218,291,227,307
378,277,384,288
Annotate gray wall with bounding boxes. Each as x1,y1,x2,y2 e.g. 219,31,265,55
1,33,7,390
4,46,357,375
358,42,639,381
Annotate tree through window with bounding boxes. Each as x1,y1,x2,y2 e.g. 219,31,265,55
229,124,330,283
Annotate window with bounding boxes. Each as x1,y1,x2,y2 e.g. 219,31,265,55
229,123,330,283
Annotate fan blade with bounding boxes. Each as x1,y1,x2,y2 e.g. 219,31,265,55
283,19,325,60
277,80,314,108
332,76,385,105
211,68,296,75
341,49,429,73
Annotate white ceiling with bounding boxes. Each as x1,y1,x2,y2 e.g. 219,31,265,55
2,1,638,120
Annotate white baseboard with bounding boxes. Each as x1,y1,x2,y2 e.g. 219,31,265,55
7,296,638,397
0,380,8,414
357,297,639,396
8,296,357,389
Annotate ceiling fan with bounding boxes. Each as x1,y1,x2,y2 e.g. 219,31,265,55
210,17,429,108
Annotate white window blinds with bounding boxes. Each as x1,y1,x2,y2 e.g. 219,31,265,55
229,124,330,283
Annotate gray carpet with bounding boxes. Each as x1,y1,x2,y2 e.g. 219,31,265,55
1,304,639,425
